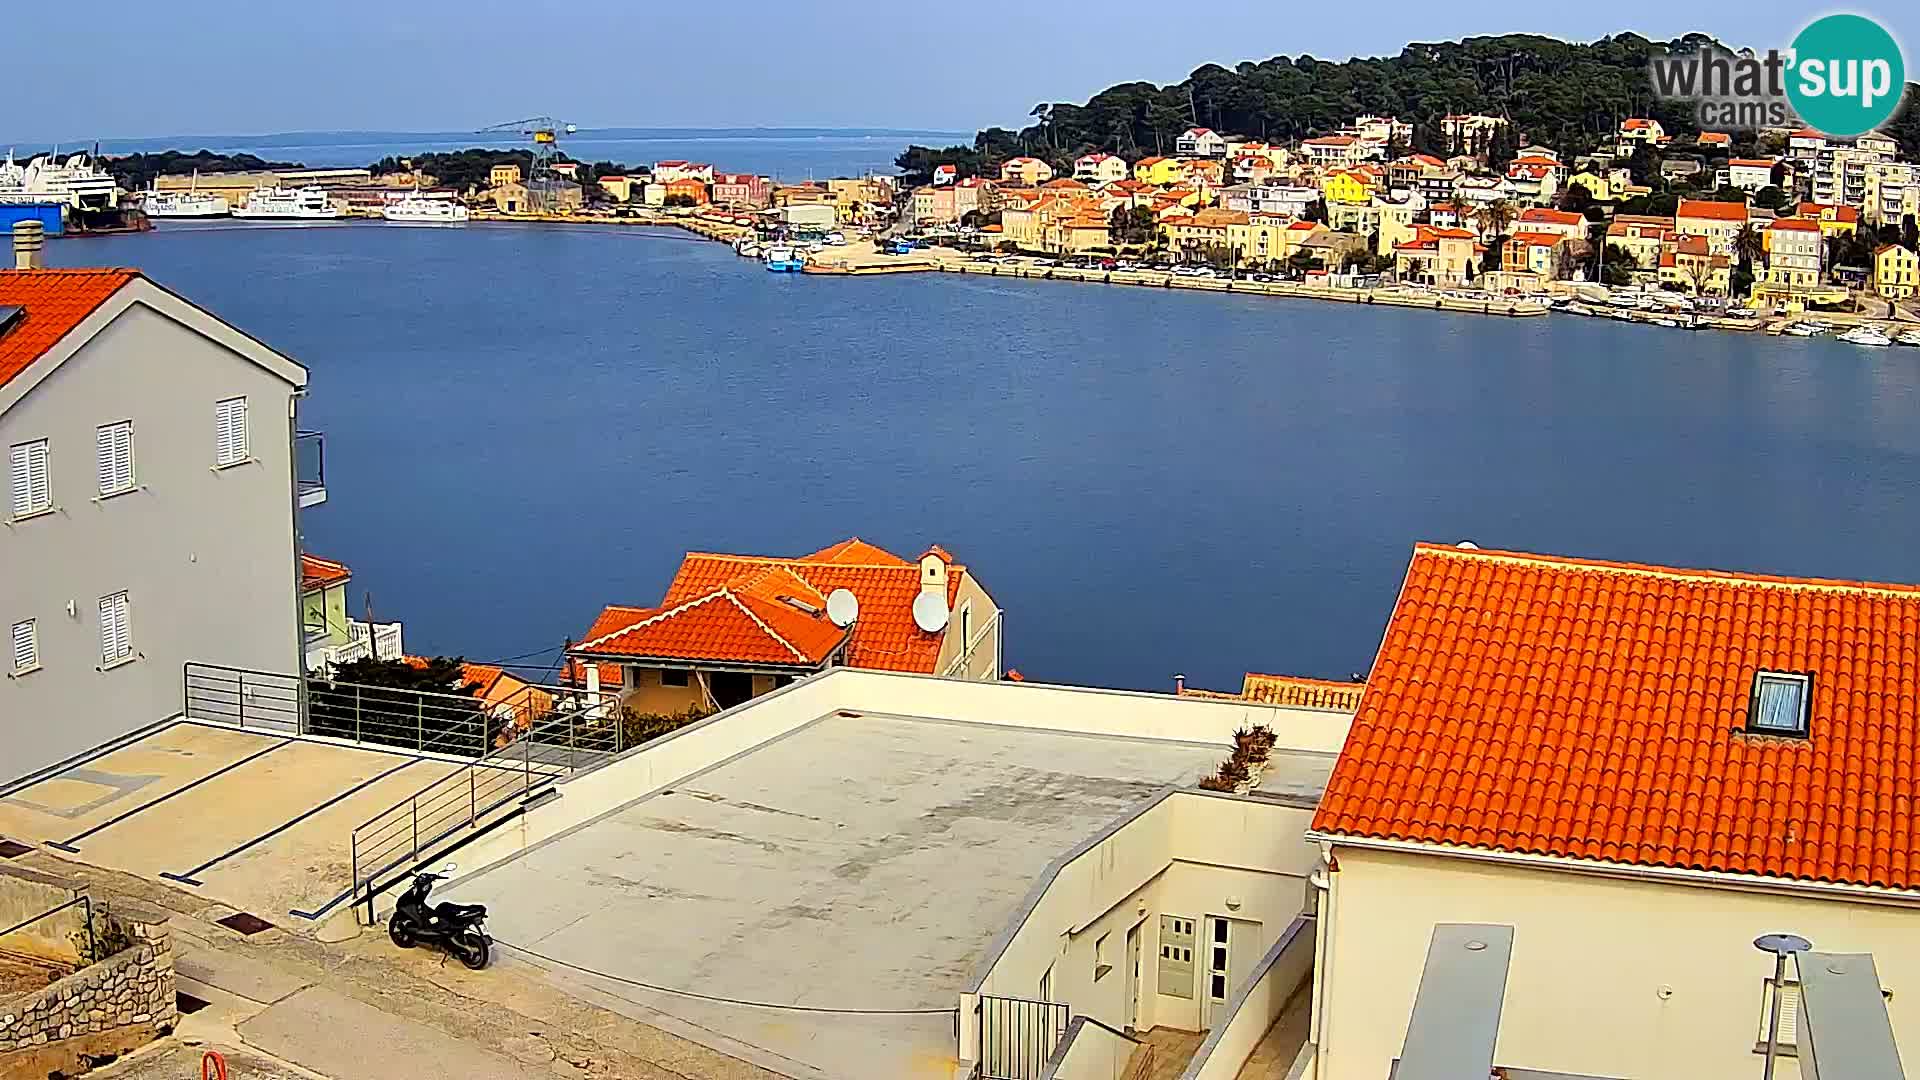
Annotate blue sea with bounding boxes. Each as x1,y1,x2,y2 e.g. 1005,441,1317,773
13,128,968,183
44,222,1920,692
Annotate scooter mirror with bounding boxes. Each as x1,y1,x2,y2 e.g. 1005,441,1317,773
439,862,458,875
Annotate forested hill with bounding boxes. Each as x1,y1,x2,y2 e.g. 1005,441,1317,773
900,33,1920,179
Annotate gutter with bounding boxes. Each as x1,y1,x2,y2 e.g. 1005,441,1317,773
1307,830,1920,909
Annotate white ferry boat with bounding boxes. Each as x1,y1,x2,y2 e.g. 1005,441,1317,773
0,150,120,211
142,189,230,218
380,194,469,225
232,186,340,220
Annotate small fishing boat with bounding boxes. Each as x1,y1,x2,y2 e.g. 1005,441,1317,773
1838,325,1893,347
764,245,805,272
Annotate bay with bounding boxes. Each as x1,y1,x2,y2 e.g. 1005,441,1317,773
44,223,1920,691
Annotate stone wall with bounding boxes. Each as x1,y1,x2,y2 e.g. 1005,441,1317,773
0,897,175,1074
0,864,87,967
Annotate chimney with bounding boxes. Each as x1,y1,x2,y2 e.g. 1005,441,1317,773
918,550,949,599
1173,673,1186,694
13,220,44,270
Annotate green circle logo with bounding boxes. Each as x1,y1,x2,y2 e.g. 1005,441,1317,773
1787,14,1905,137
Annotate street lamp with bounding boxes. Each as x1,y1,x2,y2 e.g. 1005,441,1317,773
1753,933,1812,1080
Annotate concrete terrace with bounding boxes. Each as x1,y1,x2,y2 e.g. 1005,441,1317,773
450,712,1219,1079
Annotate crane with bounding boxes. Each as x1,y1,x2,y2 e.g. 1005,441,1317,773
477,116,578,213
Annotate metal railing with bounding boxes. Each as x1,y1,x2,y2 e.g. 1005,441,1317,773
183,664,302,733
979,995,1071,1080
347,689,623,923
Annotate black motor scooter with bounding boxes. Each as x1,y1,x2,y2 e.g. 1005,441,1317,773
388,862,491,969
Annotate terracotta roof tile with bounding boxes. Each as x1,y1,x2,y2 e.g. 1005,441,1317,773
300,554,351,591
1241,673,1365,711
1313,542,1920,891
0,269,138,391
573,538,970,674
1678,199,1749,222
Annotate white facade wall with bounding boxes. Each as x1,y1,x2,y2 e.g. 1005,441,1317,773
1,297,306,783
1315,844,1920,1080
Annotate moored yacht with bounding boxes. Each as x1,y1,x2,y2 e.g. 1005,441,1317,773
380,194,469,224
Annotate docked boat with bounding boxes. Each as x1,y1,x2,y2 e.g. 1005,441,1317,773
1783,323,1827,337
764,245,805,272
1838,326,1893,347
0,150,118,211
1897,329,1920,347
232,186,340,220
380,194,469,225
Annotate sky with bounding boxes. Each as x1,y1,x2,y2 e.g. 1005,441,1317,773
8,0,1917,142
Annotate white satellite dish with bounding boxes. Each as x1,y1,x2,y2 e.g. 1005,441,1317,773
826,588,860,628
912,591,950,633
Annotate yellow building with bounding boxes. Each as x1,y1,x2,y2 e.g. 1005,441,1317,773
489,163,523,187
1874,243,1918,299
1566,169,1627,201
1320,169,1372,206
1797,201,1860,237
1132,156,1185,187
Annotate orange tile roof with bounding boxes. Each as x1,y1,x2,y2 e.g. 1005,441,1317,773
573,538,971,675
300,554,351,592
1677,199,1748,222
0,269,138,391
1771,217,1821,232
1314,542,1920,891
1730,158,1777,168
1241,673,1365,711
1518,208,1582,226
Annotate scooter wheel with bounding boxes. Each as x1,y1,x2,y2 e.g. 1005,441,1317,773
456,932,491,970
388,914,416,949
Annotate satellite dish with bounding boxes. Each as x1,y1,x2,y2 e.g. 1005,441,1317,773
912,591,950,633
1457,540,1480,549
827,588,860,628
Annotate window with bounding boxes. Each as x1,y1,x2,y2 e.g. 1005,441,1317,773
1756,978,1800,1056
214,397,249,467
959,602,973,647
1749,671,1811,737
660,668,690,687
99,592,131,667
10,619,37,674
96,421,134,496
9,439,51,518
1094,931,1113,982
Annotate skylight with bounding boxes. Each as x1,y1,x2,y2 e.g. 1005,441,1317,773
0,305,22,336
1748,671,1811,738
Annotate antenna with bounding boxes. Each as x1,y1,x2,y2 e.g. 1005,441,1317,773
826,589,860,628
912,591,950,633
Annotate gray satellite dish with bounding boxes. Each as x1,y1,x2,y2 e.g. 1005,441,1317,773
826,588,860,628
912,591,950,633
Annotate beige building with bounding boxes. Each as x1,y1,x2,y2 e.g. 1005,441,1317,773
2,261,316,782
999,156,1055,186
566,538,1000,715
1874,243,1918,299
489,163,523,187
1306,542,1920,1080
1674,198,1749,257
1759,217,1824,299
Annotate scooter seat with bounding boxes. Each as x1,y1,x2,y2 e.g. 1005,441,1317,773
434,901,487,921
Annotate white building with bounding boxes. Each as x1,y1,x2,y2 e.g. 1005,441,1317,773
1727,157,1780,192
1306,542,1920,1080
1223,184,1320,217
2,250,318,783
1175,127,1227,158
1300,136,1379,168
1073,153,1130,184
1346,115,1412,149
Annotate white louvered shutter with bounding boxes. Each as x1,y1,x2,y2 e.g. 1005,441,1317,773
10,620,35,672
215,397,248,467
97,422,133,494
100,592,131,665
10,440,50,517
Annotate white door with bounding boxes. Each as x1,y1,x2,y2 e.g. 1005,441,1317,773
1201,916,1233,1029
1125,924,1143,1031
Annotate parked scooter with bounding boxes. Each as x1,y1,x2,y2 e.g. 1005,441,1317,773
388,862,491,969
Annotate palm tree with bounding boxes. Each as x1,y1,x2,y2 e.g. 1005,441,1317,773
1733,223,1765,268
1475,199,1517,242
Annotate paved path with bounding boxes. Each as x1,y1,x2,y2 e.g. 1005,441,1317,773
240,986,541,1080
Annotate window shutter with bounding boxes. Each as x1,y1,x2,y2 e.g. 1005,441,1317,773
10,620,34,672
11,440,49,516
100,592,131,664
215,397,248,467
96,422,133,494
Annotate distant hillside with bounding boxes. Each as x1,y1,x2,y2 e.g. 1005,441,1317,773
901,33,1920,179
104,150,304,190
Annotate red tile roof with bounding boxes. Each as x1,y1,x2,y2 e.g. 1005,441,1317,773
1518,208,1582,226
1677,199,1748,222
300,554,351,592
1314,542,1920,891
573,538,973,675
1771,217,1821,232
0,269,138,392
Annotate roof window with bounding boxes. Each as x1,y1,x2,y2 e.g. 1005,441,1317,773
1747,671,1811,738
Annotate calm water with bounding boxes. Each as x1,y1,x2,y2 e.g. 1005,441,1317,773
32,128,966,182
45,224,1920,691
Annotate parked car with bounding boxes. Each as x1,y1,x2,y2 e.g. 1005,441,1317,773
1099,259,1118,270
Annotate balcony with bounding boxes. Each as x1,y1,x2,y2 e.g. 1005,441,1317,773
296,430,326,508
